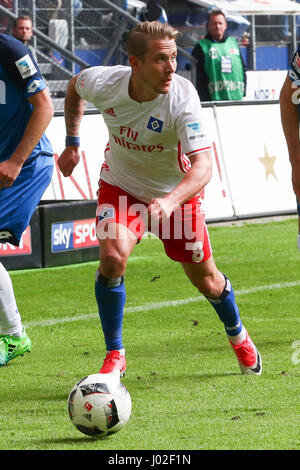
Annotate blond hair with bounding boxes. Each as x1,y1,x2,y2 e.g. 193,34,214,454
125,21,181,58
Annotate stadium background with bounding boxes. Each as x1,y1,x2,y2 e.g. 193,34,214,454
0,0,299,269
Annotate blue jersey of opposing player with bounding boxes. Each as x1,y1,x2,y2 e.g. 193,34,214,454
0,33,52,163
0,34,53,246
288,48,300,113
288,48,300,80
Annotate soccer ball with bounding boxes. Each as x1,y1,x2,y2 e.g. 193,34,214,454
68,373,132,437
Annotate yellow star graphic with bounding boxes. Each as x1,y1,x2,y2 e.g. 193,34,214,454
258,144,277,181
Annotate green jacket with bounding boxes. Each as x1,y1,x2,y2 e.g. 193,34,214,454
192,36,246,101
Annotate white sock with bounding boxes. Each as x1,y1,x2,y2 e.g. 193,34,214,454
107,348,125,356
0,263,23,337
227,326,247,345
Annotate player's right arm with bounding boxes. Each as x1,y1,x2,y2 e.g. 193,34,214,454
148,150,212,221
280,74,300,201
0,36,53,189
280,50,300,249
0,89,53,189
58,74,86,177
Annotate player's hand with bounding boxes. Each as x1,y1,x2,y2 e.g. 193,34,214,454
147,197,177,223
58,147,80,177
0,159,22,190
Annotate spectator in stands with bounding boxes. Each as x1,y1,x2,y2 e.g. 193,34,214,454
191,8,247,102
12,15,37,60
0,34,54,366
279,50,300,251
140,1,168,24
12,15,33,46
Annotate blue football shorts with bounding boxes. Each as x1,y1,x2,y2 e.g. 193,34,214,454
0,154,53,246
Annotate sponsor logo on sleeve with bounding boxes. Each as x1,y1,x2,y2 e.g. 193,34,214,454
27,78,43,95
186,122,205,141
15,54,37,79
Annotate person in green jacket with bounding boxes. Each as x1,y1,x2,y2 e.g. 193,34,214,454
192,9,247,102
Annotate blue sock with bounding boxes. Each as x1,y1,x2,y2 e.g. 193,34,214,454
95,272,126,351
206,275,243,337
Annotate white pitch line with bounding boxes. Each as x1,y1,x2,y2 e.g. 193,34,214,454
25,280,300,329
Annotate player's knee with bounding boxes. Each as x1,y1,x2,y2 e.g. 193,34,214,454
100,251,127,278
194,274,224,298
196,277,216,297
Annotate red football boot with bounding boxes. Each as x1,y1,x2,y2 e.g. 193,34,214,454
99,350,126,377
229,331,262,375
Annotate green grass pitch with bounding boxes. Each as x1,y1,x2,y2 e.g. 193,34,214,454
0,217,299,450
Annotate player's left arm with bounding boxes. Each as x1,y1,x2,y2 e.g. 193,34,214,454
148,150,212,221
0,89,53,189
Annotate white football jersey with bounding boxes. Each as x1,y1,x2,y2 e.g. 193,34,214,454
76,65,211,203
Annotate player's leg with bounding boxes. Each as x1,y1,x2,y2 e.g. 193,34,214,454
96,223,137,376
0,155,53,366
161,198,261,375
0,262,31,366
181,258,245,341
0,262,22,337
95,180,146,376
181,258,262,375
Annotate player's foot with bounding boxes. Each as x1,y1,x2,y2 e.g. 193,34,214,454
99,349,126,377
229,331,262,375
0,327,31,366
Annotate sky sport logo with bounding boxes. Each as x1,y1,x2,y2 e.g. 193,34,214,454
51,219,98,252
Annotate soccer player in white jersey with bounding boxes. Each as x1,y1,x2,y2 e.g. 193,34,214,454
58,21,262,376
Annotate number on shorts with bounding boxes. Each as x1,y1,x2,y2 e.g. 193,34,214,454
192,240,204,263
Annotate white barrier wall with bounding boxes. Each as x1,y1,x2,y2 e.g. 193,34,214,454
215,103,296,217
44,101,296,221
43,113,108,201
245,70,287,101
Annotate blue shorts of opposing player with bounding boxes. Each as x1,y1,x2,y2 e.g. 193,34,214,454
0,154,54,246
